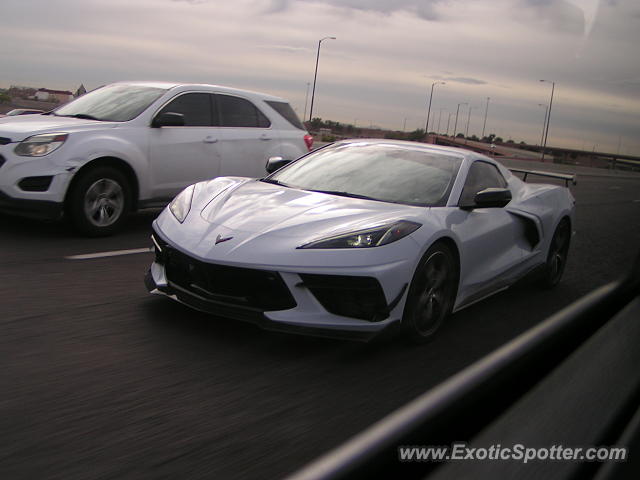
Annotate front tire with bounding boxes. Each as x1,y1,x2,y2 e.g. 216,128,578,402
539,218,571,288
67,166,131,236
403,243,458,343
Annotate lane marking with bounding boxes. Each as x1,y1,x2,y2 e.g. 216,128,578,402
66,247,152,260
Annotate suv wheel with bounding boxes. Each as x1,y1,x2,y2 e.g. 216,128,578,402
68,166,131,236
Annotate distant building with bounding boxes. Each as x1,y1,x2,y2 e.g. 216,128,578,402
35,88,74,103
75,84,87,97
8,85,36,99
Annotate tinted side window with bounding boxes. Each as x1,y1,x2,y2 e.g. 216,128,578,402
218,94,271,128
265,100,304,130
459,161,507,205
157,92,212,126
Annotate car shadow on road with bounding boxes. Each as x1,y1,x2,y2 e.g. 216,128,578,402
0,209,162,240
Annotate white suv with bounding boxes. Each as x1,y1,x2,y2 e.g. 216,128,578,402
0,82,313,235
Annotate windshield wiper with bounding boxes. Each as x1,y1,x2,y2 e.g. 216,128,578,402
59,113,102,121
305,189,379,202
260,178,289,187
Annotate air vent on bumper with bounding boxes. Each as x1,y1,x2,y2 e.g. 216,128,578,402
18,176,54,192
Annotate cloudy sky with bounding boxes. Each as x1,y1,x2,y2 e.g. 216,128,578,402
1,0,639,154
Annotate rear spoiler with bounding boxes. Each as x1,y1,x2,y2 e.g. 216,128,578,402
509,168,577,187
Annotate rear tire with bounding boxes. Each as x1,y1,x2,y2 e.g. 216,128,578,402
539,218,571,289
67,166,131,237
403,243,457,344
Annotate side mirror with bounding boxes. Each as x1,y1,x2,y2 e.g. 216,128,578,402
265,156,292,174
472,188,512,208
152,112,185,127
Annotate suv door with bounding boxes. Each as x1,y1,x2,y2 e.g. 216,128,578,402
453,160,525,299
148,92,221,200
213,94,281,178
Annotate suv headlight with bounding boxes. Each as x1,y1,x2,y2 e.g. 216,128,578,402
169,185,195,223
14,133,68,157
299,221,421,249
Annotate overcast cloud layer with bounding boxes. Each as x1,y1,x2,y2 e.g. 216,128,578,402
1,0,638,154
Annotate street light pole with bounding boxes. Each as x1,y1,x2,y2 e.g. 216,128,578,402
453,102,467,143
437,108,446,135
308,36,336,123
465,106,475,144
481,96,490,139
303,82,310,122
446,113,453,136
540,79,555,162
537,103,548,147
424,81,445,142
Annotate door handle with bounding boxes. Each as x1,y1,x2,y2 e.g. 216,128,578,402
203,137,218,144
260,135,272,141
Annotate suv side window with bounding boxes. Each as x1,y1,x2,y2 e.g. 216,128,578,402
157,92,213,126
459,161,508,206
217,94,271,128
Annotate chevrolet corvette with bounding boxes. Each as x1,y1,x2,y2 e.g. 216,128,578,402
145,140,575,342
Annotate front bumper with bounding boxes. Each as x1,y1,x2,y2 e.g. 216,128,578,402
145,229,407,341
0,144,74,220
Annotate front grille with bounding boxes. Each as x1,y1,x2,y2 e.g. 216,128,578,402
18,176,53,192
153,233,296,312
299,274,388,322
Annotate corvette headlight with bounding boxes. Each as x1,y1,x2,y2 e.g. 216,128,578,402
14,133,68,157
169,185,195,223
299,221,421,249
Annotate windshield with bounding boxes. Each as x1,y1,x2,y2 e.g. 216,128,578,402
53,84,167,122
269,143,461,206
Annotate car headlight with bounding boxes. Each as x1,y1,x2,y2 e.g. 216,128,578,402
169,185,195,223
14,133,68,157
299,220,421,249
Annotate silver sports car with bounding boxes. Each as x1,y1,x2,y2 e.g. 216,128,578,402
145,140,575,342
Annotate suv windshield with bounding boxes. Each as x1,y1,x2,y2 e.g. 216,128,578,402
53,84,167,122
268,143,462,206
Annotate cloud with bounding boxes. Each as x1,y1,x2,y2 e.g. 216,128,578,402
265,0,445,20
516,0,590,34
257,44,313,54
445,77,487,85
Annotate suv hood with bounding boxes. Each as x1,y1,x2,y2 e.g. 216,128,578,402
0,115,118,141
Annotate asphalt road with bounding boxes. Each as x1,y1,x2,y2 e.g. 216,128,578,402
1,171,639,479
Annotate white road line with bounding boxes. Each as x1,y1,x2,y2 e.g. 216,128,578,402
66,247,153,260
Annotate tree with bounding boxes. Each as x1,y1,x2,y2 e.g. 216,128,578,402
309,117,323,130
0,92,10,104
494,137,503,143
407,129,425,141
456,133,465,138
